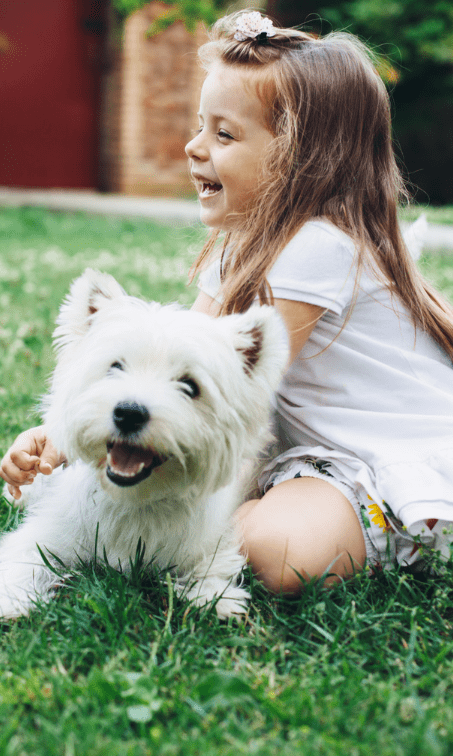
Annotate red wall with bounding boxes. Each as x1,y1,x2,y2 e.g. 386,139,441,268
0,0,106,189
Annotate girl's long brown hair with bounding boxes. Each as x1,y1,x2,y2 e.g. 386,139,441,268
189,12,453,360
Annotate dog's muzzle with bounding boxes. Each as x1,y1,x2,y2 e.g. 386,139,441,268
106,402,166,486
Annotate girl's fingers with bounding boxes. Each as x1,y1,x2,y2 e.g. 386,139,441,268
0,432,61,489
39,460,54,475
38,442,62,473
9,449,41,472
0,456,39,486
7,484,23,501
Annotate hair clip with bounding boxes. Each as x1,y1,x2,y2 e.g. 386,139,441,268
234,12,276,43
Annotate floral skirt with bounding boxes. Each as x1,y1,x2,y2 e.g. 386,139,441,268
260,453,453,571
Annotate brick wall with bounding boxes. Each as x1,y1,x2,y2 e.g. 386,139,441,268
100,2,206,197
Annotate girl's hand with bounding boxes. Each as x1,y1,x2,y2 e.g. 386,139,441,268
0,427,65,500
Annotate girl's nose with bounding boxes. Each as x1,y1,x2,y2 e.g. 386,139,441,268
185,130,208,161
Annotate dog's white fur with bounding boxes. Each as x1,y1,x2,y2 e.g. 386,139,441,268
0,269,288,619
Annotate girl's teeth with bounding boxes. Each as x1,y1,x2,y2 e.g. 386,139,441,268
200,182,221,197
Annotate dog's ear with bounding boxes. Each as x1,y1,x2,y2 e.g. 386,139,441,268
236,324,262,377
53,268,127,350
223,306,289,387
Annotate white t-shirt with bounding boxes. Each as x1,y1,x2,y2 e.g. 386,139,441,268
198,220,453,534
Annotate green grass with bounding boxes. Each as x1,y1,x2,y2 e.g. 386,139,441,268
399,204,453,225
2,206,453,756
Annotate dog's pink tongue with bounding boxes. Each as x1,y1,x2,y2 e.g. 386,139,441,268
109,442,156,474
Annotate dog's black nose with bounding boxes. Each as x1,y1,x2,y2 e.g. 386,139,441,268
113,402,150,434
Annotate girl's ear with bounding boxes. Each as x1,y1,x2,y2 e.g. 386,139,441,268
223,306,289,388
53,268,127,350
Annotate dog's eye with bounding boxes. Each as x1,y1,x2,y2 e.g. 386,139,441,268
110,361,124,372
178,376,200,398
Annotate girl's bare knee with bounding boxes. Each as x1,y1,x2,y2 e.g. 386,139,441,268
235,495,309,593
235,478,366,594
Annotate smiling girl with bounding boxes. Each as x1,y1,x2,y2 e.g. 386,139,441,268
3,11,453,593
187,57,273,229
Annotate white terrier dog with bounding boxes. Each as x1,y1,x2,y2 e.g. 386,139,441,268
0,269,287,620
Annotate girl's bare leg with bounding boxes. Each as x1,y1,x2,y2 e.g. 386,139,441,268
235,477,366,593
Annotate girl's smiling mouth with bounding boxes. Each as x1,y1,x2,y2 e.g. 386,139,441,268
192,173,223,199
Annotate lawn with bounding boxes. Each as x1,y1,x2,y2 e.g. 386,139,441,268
1,205,453,756
399,204,453,226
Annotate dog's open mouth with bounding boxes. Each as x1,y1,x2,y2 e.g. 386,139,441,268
106,441,166,487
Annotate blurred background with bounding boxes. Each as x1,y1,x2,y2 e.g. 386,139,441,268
1,0,452,205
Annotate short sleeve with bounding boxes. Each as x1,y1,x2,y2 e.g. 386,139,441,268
267,221,358,316
197,221,359,315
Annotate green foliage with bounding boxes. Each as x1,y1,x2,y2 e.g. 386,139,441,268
276,0,453,84
318,0,453,81
112,0,223,32
112,0,151,16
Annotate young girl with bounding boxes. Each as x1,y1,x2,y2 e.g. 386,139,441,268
2,11,453,593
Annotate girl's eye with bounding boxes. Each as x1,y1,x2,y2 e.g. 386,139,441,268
218,130,233,141
178,376,200,399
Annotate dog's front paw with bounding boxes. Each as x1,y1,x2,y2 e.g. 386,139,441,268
0,557,59,620
181,578,250,619
0,590,33,620
214,586,250,619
